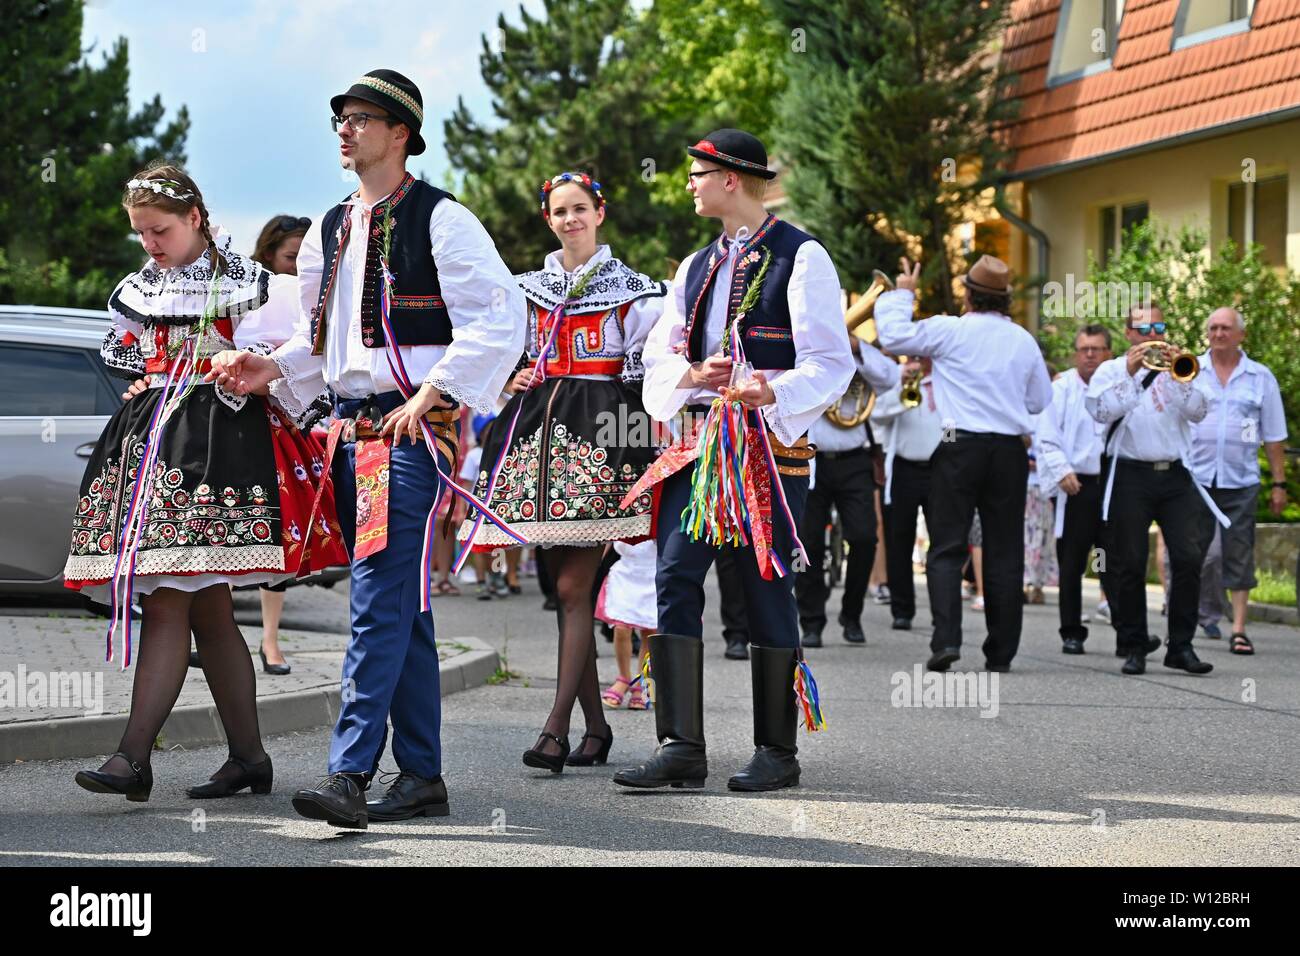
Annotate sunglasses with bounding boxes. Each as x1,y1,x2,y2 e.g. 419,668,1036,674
273,216,311,232
1131,322,1167,335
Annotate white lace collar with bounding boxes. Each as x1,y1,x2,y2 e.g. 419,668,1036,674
110,229,269,325
518,245,666,313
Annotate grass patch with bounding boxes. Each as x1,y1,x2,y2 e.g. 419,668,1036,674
1250,569,1296,607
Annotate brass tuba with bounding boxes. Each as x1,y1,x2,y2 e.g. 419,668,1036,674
826,270,894,429
1136,340,1200,383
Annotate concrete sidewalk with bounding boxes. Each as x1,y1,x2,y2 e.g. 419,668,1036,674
0,584,499,763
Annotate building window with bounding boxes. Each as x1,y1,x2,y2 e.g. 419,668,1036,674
1228,174,1288,266
1173,0,1254,50
1048,0,1126,85
1099,201,1148,268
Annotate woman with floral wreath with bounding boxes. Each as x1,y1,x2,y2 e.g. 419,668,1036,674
461,171,667,771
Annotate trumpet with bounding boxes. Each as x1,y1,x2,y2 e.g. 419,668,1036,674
1136,341,1200,383
900,372,923,408
844,269,894,344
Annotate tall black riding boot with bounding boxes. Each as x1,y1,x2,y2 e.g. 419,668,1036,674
612,633,707,789
728,645,800,792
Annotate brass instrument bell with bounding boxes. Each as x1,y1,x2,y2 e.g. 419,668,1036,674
1137,341,1199,383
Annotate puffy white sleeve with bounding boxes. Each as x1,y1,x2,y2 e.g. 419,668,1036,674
763,241,855,446
641,257,698,422
1035,381,1072,488
101,278,146,380
422,200,526,414
1085,357,1141,424
856,342,902,394
234,272,302,353
268,220,329,420
619,283,669,384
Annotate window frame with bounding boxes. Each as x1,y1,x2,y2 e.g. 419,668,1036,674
1226,173,1289,265
1097,199,1150,268
1172,0,1254,52
1047,0,1125,88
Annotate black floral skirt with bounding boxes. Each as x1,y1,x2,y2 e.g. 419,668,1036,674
64,386,290,597
461,377,655,548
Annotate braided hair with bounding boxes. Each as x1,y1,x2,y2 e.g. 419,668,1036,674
122,163,226,278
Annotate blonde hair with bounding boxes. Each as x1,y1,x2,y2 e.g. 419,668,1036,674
122,164,225,277
737,171,768,201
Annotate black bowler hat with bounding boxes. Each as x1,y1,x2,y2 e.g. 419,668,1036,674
686,128,777,180
331,69,426,156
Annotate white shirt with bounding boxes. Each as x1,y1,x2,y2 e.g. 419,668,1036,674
808,344,901,453
1190,349,1287,488
874,289,1052,436
1036,368,1106,487
1085,355,1208,461
871,374,943,462
641,234,855,447
270,192,524,415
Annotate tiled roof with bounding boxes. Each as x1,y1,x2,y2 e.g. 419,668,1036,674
1000,0,1300,175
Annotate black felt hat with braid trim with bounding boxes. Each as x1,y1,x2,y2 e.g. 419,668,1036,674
330,69,426,156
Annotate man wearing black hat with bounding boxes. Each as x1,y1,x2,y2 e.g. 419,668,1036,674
613,129,854,792
875,256,1053,673
210,70,523,827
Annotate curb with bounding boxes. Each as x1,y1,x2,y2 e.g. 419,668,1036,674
0,636,499,764
1246,602,1299,626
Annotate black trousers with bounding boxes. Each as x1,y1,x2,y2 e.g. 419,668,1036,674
1105,460,1215,654
795,449,876,631
883,456,932,622
715,547,750,643
1056,474,1104,643
657,463,809,648
926,432,1029,663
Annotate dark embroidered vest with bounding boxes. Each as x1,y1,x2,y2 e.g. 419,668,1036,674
311,175,456,354
682,216,816,370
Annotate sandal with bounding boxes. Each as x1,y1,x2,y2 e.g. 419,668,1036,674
628,679,650,711
1230,633,1255,655
434,580,461,596
601,675,632,709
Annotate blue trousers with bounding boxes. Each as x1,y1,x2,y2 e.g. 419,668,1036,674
329,393,444,779
656,463,809,648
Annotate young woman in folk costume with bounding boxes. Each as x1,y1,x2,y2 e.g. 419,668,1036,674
65,166,346,802
461,171,667,771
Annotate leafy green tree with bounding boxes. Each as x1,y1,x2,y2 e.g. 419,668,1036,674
1,0,190,308
768,0,1017,310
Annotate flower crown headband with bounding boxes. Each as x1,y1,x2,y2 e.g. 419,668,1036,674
539,171,606,217
126,178,196,203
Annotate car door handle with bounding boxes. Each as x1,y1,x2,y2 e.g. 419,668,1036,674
75,442,97,459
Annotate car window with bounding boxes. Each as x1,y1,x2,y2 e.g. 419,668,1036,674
0,344,119,416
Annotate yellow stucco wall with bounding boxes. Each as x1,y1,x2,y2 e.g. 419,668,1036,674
1021,117,1300,312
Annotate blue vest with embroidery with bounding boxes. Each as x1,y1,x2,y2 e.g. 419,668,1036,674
682,216,816,369
311,175,456,354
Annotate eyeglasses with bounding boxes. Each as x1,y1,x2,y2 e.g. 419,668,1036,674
273,216,311,232
1076,346,1108,354
331,111,394,132
1131,322,1167,335
687,169,724,182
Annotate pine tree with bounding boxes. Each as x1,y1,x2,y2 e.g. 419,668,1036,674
1,0,190,308
768,0,1017,312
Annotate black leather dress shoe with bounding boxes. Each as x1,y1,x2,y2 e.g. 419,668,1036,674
926,648,960,671
187,754,273,799
1115,638,1162,658
724,637,750,660
292,772,368,829
1121,653,1146,675
891,617,912,631
1163,648,1213,674
840,616,866,644
366,771,449,821
801,628,823,649
75,752,152,802
1062,638,1085,655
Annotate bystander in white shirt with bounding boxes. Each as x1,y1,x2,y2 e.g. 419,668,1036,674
1189,349,1287,489
871,373,944,504
874,289,1052,436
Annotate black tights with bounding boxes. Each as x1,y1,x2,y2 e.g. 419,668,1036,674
101,584,266,779
537,546,610,757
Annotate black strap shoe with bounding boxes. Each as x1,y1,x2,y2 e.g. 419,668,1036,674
75,752,152,802
614,634,707,789
1163,648,1213,674
566,727,614,767
187,754,273,799
365,771,449,821
926,647,960,671
1062,638,1085,655
728,646,800,792
292,772,368,828
523,732,570,773
1121,653,1146,675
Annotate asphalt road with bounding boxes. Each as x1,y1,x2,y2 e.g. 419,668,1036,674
2,572,1297,866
